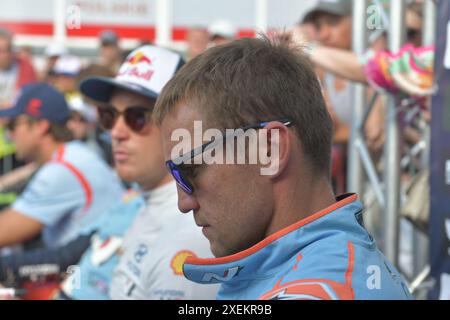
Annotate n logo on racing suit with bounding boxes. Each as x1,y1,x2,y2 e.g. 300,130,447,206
201,266,243,283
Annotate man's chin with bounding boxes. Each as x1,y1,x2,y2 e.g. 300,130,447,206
115,166,138,182
210,245,221,258
210,242,230,258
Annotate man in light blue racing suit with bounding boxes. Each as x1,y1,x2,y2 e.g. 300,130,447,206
155,37,413,300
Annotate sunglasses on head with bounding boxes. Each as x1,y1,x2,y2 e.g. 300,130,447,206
166,118,293,195
97,105,152,133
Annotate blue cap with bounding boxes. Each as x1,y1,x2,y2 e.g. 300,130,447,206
0,82,70,124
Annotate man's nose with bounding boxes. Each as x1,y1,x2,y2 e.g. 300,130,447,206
110,114,130,140
177,185,199,214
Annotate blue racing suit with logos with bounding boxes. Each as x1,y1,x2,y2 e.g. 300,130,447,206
183,194,413,300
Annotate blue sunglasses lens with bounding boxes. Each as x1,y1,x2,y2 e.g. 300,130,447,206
167,161,193,194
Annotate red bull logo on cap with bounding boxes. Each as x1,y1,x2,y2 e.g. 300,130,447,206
126,51,154,66
119,51,155,81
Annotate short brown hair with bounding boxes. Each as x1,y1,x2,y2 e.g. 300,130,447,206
48,122,73,142
26,117,73,142
154,37,332,175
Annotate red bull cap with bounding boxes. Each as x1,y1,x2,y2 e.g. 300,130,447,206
79,45,185,103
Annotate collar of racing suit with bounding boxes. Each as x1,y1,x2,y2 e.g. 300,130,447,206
182,193,362,285
140,180,177,206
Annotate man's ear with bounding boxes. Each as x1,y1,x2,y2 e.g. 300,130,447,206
259,121,292,178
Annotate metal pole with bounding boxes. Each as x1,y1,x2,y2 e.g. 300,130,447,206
423,0,436,46
410,0,436,281
156,0,172,47
255,0,268,34
347,0,367,195
53,0,67,45
356,138,385,207
383,0,405,266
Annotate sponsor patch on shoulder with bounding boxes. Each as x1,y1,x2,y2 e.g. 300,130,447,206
171,250,197,276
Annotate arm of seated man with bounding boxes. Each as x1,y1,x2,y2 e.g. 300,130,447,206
0,231,94,286
1,163,86,248
0,209,43,248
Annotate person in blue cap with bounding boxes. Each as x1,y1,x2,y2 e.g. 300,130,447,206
74,44,217,300
0,82,123,249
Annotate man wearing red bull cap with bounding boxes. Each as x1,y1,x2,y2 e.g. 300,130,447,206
0,47,217,300
72,45,217,299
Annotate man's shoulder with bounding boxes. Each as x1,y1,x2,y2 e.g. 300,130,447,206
31,154,99,191
257,236,411,300
32,160,79,184
89,192,144,234
62,141,102,163
279,232,375,284
59,141,120,184
268,237,355,296
254,241,354,300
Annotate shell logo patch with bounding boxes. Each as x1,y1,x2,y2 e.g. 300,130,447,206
171,250,197,276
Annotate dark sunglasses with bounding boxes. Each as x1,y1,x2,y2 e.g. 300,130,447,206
166,118,293,195
97,105,152,133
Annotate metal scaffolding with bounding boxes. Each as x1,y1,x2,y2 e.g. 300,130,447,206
383,0,405,267
348,0,437,297
347,0,367,196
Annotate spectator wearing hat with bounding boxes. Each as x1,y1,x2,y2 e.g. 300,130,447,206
208,20,237,47
298,0,426,159
47,55,104,159
298,0,388,193
0,83,124,249
98,30,123,75
66,96,104,159
65,97,97,141
40,42,68,83
74,45,217,300
50,55,81,94
77,64,116,166
301,0,354,140
301,1,425,83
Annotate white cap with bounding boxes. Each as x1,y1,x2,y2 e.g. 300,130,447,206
53,55,82,77
67,95,97,123
44,42,68,57
208,20,237,39
80,45,185,103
